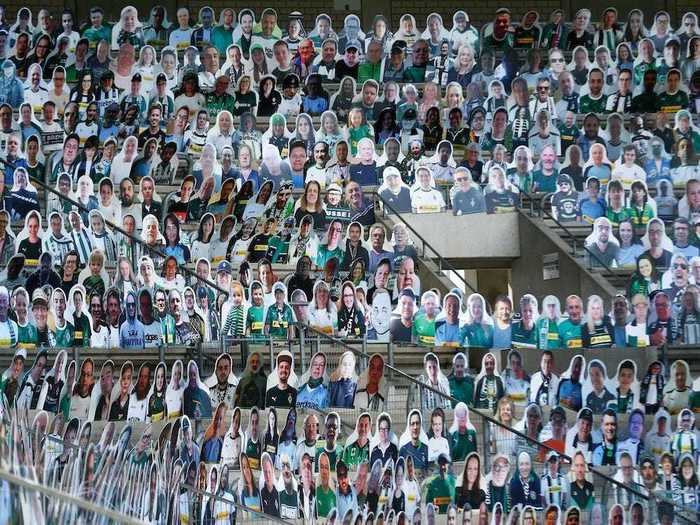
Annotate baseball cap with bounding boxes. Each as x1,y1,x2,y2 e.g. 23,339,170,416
402,108,417,120
271,114,286,126
557,174,572,186
156,73,167,84
546,451,560,462
344,40,360,52
327,182,342,194
437,453,451,465
277,350,293,366
336,460,348,475
283,74,300,89
578,408,593,422
391,40,407,54
131,73,142,82
217,261,232,274
32,288,48,307
383,166,401,179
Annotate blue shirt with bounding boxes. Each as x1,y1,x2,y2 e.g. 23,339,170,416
493,325,512,349
303,96,329,115
119,319,145,348
435,321,462,347
399,441,429,470
349,163,378,186
579,198,606,222
296,383,330,409
556,379,582,412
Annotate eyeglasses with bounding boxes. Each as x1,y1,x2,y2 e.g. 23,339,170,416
538,85,550,91
674,263,688,269
550,58,565,63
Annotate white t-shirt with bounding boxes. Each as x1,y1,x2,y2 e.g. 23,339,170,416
90,324,114,349
0,320,18,348
127,391,149,422
69,392,92,420
143,320,163,348
165,386,183,418
411,188,446,213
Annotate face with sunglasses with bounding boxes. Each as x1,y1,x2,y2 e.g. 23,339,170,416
672,257,689,286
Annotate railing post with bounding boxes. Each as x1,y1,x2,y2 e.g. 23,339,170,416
159,344,164,364
482,415,491,471
268,336,274,369
299,329,306,373
197,342,203,374
387,342,394,380
660,342,668,371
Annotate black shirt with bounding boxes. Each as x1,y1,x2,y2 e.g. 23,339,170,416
335,60,359,80
389,315,412,343
261,485,280,517
265,385,298,408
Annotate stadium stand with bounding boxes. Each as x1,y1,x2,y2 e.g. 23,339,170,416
0,3,699,525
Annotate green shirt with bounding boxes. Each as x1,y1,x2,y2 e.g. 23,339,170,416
425,475,456,513
506,167,532,193
579,94,607,114
658,91,689,114
341,441,369,469
482,33,514,50
460,323,493,348
206,92,237,120
448,375,474,407
315,444,343,472
557,319,583,349
53,322,75,348
511,320,537,349
211,26,234,56
403,66,427,83
316,486,336,518
606,207,633,227
246,305,265,339
264,303,295,339
536,318,561,349
18,322,38,350
315,245,344,268
160,314,176,345
73,315,92,346
357,62,382,84
82,25,113,49
412,313,436,346
449,429,477,461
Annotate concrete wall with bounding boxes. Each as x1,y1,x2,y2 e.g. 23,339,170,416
398,212,520,261
511,212,618,305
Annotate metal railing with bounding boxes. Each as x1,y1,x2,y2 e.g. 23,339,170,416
0,468,146,525
304,326,697,523
20,164,231,301
375,192,479,295
518,189,618,275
